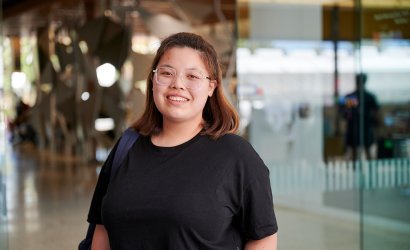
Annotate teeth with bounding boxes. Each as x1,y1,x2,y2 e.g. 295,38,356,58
168,96,188,102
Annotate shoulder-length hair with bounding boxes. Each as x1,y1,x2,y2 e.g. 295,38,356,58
131,32,239,139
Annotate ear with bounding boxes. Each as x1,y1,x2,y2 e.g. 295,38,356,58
208,80,216,97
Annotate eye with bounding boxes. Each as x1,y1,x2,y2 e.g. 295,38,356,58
186,73,201,80
186,70,203,80
159,68,175,77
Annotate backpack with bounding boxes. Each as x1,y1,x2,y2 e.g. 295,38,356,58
78,128,140,250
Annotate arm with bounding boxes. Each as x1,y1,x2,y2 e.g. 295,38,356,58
245,233,277,250
91,224,110,250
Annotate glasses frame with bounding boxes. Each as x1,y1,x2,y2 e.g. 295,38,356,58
153,66,212,90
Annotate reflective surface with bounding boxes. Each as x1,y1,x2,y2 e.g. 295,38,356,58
3,141,98,250
360,4,410,249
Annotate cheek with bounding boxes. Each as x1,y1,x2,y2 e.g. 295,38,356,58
152,87,164,107
152,85,166,97
193,92,210,108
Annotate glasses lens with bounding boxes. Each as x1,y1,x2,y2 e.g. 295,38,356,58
156,67,175,86
184,69,204,89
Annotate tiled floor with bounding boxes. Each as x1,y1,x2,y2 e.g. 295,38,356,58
1,142,409,250
2,143,97,250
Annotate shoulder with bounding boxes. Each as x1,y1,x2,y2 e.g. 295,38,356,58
212,133,256,155
367,91,378,102
210,134,270,189
211,133,267,171
363,91,378,107
346,92,357,98
216,133,251,146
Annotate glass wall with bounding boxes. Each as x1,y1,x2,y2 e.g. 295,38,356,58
237,1,410,249
359,2,410,250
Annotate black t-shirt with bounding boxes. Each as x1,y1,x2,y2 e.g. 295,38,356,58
88,133,278,250
343,90,379,147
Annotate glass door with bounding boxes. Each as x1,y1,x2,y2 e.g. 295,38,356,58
358,1,410,249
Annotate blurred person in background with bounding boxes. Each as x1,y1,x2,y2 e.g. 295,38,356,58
8,98,37,146
342,73,380,161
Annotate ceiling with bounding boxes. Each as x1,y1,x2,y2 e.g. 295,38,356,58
2,0,236,37
3,0,408,37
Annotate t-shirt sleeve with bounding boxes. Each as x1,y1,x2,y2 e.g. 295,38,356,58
240,168,278,240
87,142,118,224
236,140,278,240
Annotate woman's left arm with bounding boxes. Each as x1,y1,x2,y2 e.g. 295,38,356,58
244,233,277,250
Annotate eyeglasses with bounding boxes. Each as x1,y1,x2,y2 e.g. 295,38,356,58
153,67,212,90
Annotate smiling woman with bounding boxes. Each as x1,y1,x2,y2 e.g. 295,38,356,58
86,32,278,250
134,32,239,139
150,46,216,137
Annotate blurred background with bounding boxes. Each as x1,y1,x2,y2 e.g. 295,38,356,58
0,0,409,249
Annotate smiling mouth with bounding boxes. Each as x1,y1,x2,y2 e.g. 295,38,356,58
167,96,189,102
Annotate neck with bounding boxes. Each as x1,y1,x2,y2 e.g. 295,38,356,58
152,120,203,147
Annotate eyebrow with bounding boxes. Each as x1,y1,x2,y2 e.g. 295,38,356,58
157,64,174,69
157,64,203,72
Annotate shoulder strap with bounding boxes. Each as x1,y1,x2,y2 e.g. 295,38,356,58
110,128,140,180
79,128,139,250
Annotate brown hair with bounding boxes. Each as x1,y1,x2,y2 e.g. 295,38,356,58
131,32,239,139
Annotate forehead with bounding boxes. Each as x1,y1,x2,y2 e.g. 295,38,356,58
158,47,207,69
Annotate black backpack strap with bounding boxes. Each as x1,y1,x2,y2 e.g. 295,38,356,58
79,128,139,250
78,223,95,250
111,128,140,180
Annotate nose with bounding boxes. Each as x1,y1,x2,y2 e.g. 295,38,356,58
170,72,186,90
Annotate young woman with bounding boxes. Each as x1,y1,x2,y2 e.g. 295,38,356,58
88,32,278,249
